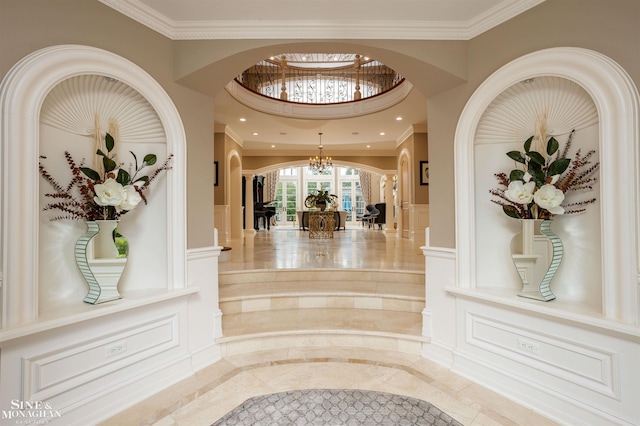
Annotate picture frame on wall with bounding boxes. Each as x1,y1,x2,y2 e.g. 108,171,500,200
214,161,219,186
420,161,429,185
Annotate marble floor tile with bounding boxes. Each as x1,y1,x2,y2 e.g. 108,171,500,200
100,229,559,426
219,228,424,273
105,347,559,426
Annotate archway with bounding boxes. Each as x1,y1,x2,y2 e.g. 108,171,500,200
0,45,187,327
227,151,244,241
454,47,640,323
247,159,397,229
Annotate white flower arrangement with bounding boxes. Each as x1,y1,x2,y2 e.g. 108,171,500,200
490,118,599,220
39,132,172,221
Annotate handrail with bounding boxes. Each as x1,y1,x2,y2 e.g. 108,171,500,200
236,56,404,104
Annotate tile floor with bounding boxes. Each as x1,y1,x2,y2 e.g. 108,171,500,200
218,227,424,273
100,228,559,426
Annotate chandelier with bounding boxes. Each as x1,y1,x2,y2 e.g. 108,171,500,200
309,132,332,172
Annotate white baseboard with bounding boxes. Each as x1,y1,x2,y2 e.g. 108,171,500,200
191,342,222,372
421,339,455,369
69,354,193,426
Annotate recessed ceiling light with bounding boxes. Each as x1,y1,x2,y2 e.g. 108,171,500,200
239,117,246,122
523,78,535,84
366,145,371,148
396,116,403,121
271,145,276,148
379,132,385,136
252,132,258,136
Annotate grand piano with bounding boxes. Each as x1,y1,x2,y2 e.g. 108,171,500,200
254,200,276,230
252,176,276,230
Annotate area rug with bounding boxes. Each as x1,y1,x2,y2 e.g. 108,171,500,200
212,389,464,425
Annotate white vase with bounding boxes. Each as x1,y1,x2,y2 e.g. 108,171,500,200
75,220,127,304
510,219,562,302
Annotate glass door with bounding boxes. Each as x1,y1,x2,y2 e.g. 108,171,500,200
274,181,298,226
338,181,363,226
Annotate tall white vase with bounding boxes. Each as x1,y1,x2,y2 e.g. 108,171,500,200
75,220,127,304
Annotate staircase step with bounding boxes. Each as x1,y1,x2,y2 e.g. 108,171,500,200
221,293,424,314
217,308,427,356
219,269,424,286
219,269,425,314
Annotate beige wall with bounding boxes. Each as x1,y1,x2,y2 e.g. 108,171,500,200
426,0,640,247
242,155,397,172
394,132,430,206
213,133,226,206
1,0,216,249
3,0,638,250
413,133,429,205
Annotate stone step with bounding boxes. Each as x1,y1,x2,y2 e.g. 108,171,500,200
219,269,425,314
217,308,427,356
219,269,424,286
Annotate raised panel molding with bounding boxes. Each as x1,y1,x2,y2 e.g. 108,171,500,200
465,312,617,398
22,314,180,404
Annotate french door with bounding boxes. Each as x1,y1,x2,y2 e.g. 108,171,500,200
338,181,364,225
274,181,298,226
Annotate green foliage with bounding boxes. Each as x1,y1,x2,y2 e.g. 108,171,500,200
39,131,173,221
304,189,337,209
490,129,599,220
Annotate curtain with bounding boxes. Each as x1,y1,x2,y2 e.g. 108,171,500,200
265,170,279,202
359,171,371,205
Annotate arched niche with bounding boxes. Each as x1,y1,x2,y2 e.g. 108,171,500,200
454,47,639,324
0,45,187,327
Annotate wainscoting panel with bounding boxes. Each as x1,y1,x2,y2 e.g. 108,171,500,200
452,297,639,425
23,314,180,403
465,312,616,398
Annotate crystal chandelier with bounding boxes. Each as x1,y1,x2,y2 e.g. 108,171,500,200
309,132,332,172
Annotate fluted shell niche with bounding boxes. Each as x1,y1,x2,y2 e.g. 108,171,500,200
474,76,602,312
38,74,169,311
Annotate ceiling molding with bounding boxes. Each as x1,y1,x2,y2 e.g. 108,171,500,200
99,0,545,41
224,126,243,147
225,80,413,121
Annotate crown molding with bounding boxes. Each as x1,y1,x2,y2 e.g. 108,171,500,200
99,0,545,41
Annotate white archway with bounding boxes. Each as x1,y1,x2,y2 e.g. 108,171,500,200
0,45,187,326
454,47,640,324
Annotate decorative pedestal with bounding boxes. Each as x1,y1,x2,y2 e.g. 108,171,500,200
308,211,335,239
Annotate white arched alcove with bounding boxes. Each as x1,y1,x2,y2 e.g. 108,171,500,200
0,45,187,327
454,47,639,324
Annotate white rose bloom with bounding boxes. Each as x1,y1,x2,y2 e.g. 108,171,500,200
94,178,125,207
119,185,143,211
505,181,535,205
534,184,565,215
